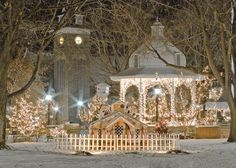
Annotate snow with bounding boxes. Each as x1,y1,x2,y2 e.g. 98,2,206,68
1,139,236,168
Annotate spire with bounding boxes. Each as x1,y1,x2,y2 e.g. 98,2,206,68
151,17,165,39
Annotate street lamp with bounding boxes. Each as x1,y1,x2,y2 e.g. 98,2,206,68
45,94,52,101
45,94,52,126
154,88,162,122
77,101,84,106
53,105,59,125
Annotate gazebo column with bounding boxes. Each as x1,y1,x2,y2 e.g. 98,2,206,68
120,79,126,102
138,78,145,121
170,79,176,115
190,80,197,113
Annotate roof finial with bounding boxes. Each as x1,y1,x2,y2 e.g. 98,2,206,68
151,16,165,38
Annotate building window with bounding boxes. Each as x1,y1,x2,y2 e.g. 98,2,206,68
59,36,64,45
75,36,82,45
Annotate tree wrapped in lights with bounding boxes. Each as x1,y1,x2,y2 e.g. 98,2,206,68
7,97,47,138
49,127,67,138
79,95,110,123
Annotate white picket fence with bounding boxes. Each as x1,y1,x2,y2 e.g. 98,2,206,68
55,134,180,152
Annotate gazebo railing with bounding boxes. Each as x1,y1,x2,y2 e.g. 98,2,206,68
55,134,180,152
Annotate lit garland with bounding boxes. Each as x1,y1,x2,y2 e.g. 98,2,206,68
119,77,200,125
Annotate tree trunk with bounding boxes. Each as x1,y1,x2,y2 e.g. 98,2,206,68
228,0,236,142
225,86,236,141
228,103,236,142
0,66,8,149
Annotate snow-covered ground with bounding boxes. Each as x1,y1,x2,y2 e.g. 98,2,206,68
0,139,236,168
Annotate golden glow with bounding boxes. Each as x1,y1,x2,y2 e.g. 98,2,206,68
75,36,82,45
59,36,64,45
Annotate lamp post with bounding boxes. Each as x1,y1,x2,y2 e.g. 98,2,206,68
154,88,162,122
53,105,59,125
45,94,52,126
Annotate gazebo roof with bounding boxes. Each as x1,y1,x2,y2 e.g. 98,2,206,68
111,67,202,81
111,19,204,81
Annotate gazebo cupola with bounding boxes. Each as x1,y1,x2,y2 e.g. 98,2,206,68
111,18,203,124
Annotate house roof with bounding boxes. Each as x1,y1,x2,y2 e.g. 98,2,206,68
89,112,148,128
205,101,229,110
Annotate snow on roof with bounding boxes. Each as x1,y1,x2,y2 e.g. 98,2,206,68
205,101,229,110
57,27,91,35
111,67,202,80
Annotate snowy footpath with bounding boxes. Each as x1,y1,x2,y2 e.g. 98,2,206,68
0,139,236,168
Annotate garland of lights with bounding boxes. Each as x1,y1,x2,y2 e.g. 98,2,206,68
119,77,198,124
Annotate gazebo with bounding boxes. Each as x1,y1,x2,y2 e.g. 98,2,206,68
111,19,204,125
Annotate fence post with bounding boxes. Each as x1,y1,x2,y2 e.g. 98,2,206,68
105,135,108,151
92,135,95,151
151,134,154,151
61,135,64,150
56,136,59,149
125,135,127,151
78,134,81,151
142,135,145,151
74,134,77,150
129,135,132,151
109,135,112,151
164,134,167,151
159,134,162,151
69,134,72,150
138,135,141,151
101,135,103,151
65,134,68,150
83,134,85,151
168,134,171,151
88,135,90,151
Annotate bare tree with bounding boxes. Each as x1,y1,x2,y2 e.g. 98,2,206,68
0,0,89,149
150,0,236,141
80,0,156,94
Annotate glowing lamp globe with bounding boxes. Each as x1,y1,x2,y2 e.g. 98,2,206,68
154,88,161,95
53,106,59,112
45,94,52,101
77,101,83,106
75,36,82,45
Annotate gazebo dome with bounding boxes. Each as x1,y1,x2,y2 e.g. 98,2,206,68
129,19,186,68
111,19,198,81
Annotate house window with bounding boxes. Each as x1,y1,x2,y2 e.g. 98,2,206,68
135,129,141,138
115,125,124,137
98,129,102,138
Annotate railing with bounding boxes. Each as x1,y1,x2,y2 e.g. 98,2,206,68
55,134,180,152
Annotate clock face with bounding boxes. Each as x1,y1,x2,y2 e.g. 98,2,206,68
75,36,82,45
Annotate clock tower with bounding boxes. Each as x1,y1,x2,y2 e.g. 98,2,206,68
53,15,91,123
